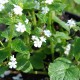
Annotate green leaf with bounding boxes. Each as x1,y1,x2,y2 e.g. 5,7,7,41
54,31,70,40
11,39,29,54
0,48,9,63
71,38,80,60
26,23,31,34
30,52,46,69
1,30,9,39
16,54,33,73
0,66,8,75
52,13,70,31
48,57,80,80
36,14,48,23
50,1,66,14
74,0,80,4
23,1,35,9
30,55,44,69
33,27,43,36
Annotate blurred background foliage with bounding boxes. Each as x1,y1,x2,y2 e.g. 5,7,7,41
60,0,80,15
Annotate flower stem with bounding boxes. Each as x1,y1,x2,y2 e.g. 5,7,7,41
0,41,4,47
30,71,48,75
32,10,36,27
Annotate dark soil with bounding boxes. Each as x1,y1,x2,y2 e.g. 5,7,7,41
0,72,49,80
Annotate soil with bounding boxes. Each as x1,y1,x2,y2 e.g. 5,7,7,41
0,72,49,80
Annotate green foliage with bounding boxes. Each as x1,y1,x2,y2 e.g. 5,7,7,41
11,39,29,54
71,38,80,60
0,48,9,63
0,0,80,79
48,57,80,80
16,53,33,73
0,66,8,75
74,0,80,4
30,52,46,69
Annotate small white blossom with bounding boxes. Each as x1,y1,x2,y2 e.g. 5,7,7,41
0,0,8,4
45,0,53,4
34,39,42,48
8,55,17,69
25,18,29,24
31,35,39,41
32,35,46,48
15,22,26,33
66,19,76,28
10,55,16,61
40,36,46,42
8,60,17,69
44,30,52,37
41,6,49,14
13,4,23,16
34,1,40,9
64,44,71,55
0,4,5,11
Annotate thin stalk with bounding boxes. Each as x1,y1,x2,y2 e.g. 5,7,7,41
30,71,48,75
48,11,55,61
0,41,4,47
52,11,70,31
32,10,36,27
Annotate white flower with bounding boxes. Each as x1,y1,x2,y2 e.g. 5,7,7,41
15,22,26,33
13,4,23,16
66,19,76,28
31,35,39,41
8,60,17,69
32,35,46,48
41,6,49,14
34,39,42,48
0,0,8,4
8,55,17,69
34,1,40,9
10,55,16,61
25,18,29,24
0,4,5,11
40,36,46,42
64,44,71,55
45,0,53,4
44,30,51,37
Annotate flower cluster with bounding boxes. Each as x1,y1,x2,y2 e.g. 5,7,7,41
0,0,8,11
32,35,46,48
66,19,76,28
64,44,71,55
13,4,23,16
15,22,26,33
8,55,17,69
